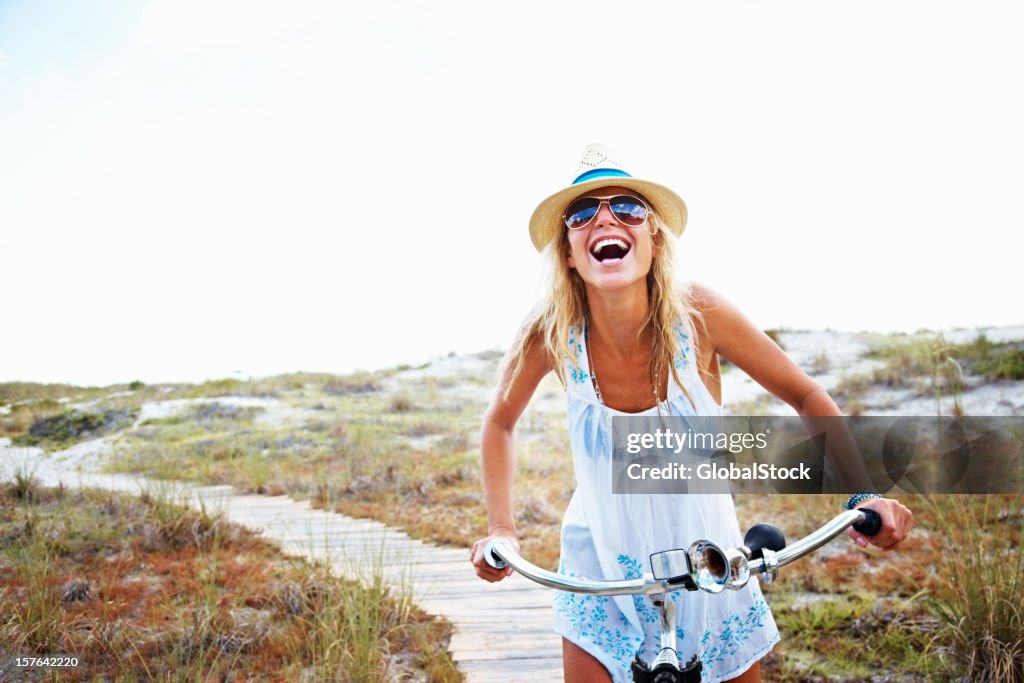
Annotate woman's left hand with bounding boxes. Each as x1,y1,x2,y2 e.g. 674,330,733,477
848,497,913,552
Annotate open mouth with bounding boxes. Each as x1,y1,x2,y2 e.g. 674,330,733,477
590,237,632,263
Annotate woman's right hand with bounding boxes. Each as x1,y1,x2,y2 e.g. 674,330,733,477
470,530,520,582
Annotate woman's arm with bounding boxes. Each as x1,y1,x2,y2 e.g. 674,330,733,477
692,283,913,551
691,283,826,415
471,333,552,581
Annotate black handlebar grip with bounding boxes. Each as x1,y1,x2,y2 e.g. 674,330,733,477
852,508,882,537
743,524,786,560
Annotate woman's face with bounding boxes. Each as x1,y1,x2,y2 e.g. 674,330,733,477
564,186,658,292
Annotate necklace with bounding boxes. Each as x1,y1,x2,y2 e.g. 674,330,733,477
585,324,661,409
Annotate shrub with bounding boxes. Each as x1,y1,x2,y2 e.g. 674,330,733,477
809,350,831,375
976,348,1024,381
323,373,380,396
389,395,415,413
13,408,137,447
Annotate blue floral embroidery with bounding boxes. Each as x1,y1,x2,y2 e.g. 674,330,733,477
554,563,643,672
567,361,592,385
698,595,770,667
674,323,691,371
618,555,659,625
566,325,593,384
617,554,643,577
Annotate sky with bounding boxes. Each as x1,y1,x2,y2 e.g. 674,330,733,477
1,1,1022,386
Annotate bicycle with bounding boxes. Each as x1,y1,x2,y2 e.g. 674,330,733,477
485,507,882,682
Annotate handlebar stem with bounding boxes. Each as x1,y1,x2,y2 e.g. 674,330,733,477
653,594,679,669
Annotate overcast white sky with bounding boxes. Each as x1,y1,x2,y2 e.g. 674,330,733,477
1,1,1022,386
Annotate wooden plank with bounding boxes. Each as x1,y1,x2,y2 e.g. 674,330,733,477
445,607,552,624
455,648,562,662
457,657,563,682
290,535,415,549
449,622,556,636
414,584,553,600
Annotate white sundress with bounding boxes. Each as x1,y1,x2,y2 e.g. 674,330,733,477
552,322,780,682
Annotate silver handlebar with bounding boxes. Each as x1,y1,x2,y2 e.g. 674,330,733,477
484,544,654,596
747,509,869,580
484,509,871,595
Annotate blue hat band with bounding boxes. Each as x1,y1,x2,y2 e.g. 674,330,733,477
572,168,632,185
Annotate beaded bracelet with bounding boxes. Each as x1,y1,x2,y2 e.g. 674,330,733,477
845,492,882,510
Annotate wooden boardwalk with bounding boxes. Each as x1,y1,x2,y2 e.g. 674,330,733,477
0,441,564,681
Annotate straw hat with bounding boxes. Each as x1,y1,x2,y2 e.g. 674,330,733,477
528,143,688,251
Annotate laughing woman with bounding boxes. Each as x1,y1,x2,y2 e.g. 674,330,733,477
470,145,912,683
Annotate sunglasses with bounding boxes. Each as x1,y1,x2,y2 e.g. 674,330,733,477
563,194,650,231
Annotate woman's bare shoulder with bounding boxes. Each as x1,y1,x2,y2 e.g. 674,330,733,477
485,321,553,430
498,316,554,395
516,325,554,374
682,283,820,409
683,281,724,313
680,282,757,355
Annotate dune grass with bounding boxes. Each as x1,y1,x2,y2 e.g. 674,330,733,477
865,332,1024,389
0,477,461,681
830,331,1024,416
923,494,1024,680
737,492,1024,681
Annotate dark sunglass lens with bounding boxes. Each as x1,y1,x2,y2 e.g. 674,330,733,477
610,196,648,225
565,198,600,229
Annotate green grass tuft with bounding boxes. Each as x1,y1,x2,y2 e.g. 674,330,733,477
924,494,1024,681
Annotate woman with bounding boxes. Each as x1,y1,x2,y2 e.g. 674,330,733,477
470,144,912,682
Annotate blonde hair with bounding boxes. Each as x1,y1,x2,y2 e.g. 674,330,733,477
503,208,704,407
